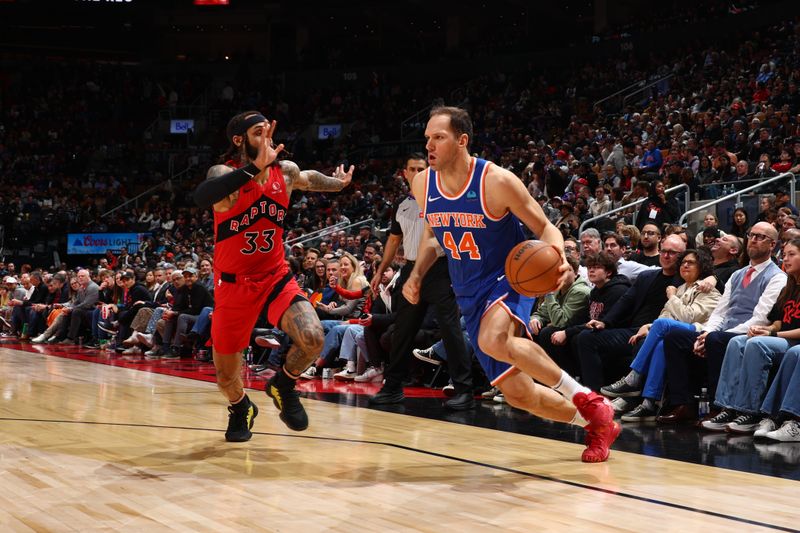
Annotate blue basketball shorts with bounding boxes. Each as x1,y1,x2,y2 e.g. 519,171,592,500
459,277,536,386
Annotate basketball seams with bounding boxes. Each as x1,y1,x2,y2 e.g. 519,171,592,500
516,247,562,283
506,240,562,296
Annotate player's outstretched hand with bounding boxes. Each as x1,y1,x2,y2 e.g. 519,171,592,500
255,120,284,170
402,274,421,305
333,164,354,189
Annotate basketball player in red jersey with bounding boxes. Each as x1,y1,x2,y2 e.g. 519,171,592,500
194,111,353,442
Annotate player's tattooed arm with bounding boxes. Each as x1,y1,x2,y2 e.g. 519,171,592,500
281,160,354,194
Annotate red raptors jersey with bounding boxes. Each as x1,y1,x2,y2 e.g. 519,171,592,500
213,163,289,277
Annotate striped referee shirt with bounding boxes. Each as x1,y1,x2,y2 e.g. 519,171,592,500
390,196,444,262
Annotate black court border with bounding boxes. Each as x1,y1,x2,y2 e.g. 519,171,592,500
1,417,796,533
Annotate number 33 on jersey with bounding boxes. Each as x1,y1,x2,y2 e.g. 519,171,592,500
213,164,289,276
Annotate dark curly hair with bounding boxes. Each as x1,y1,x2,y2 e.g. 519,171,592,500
677,248,714,279
583,252,618,277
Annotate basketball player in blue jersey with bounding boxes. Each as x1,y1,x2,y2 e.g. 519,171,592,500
404,106,620,462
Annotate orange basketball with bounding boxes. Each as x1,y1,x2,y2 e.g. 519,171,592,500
504,240,563,297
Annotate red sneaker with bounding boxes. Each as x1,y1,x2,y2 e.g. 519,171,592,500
582,419,621,463
573,391,620,463
573,391,614,427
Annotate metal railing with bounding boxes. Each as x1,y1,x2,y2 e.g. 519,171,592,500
284,221,349,247
102,179,173,218
593,79,648,110
102,165,198,218
622,73,674,108
287,218,374,249
578,183,689,235
678,172,795,226
696,174,782,191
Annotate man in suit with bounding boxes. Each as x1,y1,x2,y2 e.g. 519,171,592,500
574,234,686,391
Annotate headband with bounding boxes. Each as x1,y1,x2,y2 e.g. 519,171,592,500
226,113,267,141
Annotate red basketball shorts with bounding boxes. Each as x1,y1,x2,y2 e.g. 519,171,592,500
211,270,305,354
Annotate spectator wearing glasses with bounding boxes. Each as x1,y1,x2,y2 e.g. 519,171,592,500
658,222,786,424
574,234,686,391
629,223,661,267
602,232,659,283
563,238,581,264
601,249,721,421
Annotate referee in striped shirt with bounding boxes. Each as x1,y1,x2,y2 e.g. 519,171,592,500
369,153,475,409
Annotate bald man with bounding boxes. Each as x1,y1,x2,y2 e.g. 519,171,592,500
658,222,787,424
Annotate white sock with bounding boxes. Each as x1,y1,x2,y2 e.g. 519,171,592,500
346,360,356,372
553,370,590,401
570,410,588,427
642,398,655,411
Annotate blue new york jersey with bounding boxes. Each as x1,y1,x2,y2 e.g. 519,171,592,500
424,157,536,386
424,157,526,300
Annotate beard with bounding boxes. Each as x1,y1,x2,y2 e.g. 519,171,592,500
243,138,259,161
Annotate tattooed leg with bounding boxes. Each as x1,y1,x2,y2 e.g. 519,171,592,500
279,300,324,376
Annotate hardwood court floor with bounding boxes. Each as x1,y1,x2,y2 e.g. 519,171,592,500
0,346,798,532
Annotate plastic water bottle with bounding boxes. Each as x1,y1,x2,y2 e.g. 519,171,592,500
697,387,710,418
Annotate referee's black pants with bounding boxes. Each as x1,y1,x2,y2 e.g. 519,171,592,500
384,257,473,395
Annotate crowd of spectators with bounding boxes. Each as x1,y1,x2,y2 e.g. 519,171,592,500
2,7,800,447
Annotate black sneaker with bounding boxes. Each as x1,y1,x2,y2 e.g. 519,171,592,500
369,386,405,405
620,402,657,423
97,323,118,335
225,398,259,442
266,372,308,431
412,346,442,366
600,377,642,398
727,412,762,434
162,348,181,362
700,409,738,432
444,391,476,411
